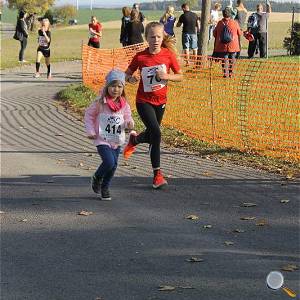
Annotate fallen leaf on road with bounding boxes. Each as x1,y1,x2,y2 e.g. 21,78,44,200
240,216,256,220
233,229,245,233
224,241,234,246
241,202,257,207
203,224,212,229
158,285,176,291
281,264,299,272
185,215,199,220
78,162,84,167
256,219,268,226
78,211,93,216
186,257,204,263
55,133,63,136
280,199,290,204
20,219,28,222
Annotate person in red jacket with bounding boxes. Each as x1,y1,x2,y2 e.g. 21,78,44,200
88,16,102,48
213,7,242,77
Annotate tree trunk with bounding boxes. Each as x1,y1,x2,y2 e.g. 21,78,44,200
198,0,212,56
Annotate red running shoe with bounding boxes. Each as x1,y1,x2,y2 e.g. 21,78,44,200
123,131,137,159
153,170,168,189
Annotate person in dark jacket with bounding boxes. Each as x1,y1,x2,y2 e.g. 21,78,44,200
120,6,131,46
128,9,144,46
16,10,29,62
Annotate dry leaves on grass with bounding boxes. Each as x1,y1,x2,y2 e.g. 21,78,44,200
78,210,93,216
281,264,299,272
186,257,204,263
185,215,199,220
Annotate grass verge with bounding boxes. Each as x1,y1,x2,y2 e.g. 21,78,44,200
56,83,299,179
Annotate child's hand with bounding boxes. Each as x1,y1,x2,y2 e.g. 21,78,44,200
87,134,97,139
127,75,138,84
156,70,169,81
126,121,134,130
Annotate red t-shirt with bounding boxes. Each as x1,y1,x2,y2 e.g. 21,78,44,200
89,22,102,43
128,47,181,105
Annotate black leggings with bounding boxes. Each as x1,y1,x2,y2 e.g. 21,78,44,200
19,38,27,61
136,102,166,169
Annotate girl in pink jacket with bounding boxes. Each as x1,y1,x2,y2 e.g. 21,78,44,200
84,69,134,200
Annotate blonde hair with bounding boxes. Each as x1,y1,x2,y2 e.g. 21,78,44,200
145,21,177,54
214,3,221,10
41,18,50,31
99,80,127,103
122,6,131,17
130,9,140,23
161,6,175,23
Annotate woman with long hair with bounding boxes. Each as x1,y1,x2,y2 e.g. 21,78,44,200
16,10,29,62
120,7,131,46
127,9,144,46
160,6,176,37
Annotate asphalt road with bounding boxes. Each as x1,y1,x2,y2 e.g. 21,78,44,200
1,62,299,300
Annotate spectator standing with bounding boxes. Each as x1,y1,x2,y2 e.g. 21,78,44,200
120,7,131,46
16,10,29,63
232,0,248,58
247,1,271,58
132,3,145,23
213,7,242,77
88,16,102,48
128,9,144,46
160,6,176,37
209,3,221,42
34,18,52,79
176,3,200,65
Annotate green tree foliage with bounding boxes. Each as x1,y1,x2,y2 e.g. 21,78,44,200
54,5,76,24
7,0,54,15
283,22,300,55
177,0,199,9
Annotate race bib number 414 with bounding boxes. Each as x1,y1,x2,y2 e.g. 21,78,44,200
99,114,125,145
141,64,167,92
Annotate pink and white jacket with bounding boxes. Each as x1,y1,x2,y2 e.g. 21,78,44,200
84,97,134,149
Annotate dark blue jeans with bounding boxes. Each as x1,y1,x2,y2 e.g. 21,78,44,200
95,145,120,188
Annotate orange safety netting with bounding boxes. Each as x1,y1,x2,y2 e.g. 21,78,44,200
82,43,300,162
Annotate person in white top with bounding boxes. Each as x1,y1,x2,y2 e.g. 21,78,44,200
209,3,221,42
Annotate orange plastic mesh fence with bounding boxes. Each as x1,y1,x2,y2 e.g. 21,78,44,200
82,44,300,162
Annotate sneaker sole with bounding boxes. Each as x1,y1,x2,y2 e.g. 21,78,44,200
101,197,111,201
152,182,168,189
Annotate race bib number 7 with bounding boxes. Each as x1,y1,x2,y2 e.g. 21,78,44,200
141,64,167,92
99,114,125,145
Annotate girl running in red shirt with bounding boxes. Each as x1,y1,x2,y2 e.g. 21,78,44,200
124,21,183,189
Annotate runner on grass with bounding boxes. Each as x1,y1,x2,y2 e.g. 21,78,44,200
123,21,183,189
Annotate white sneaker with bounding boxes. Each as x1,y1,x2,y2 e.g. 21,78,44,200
34,73,40,78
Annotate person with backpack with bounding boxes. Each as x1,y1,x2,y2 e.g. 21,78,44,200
213,7,242,77
247,1,271,58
